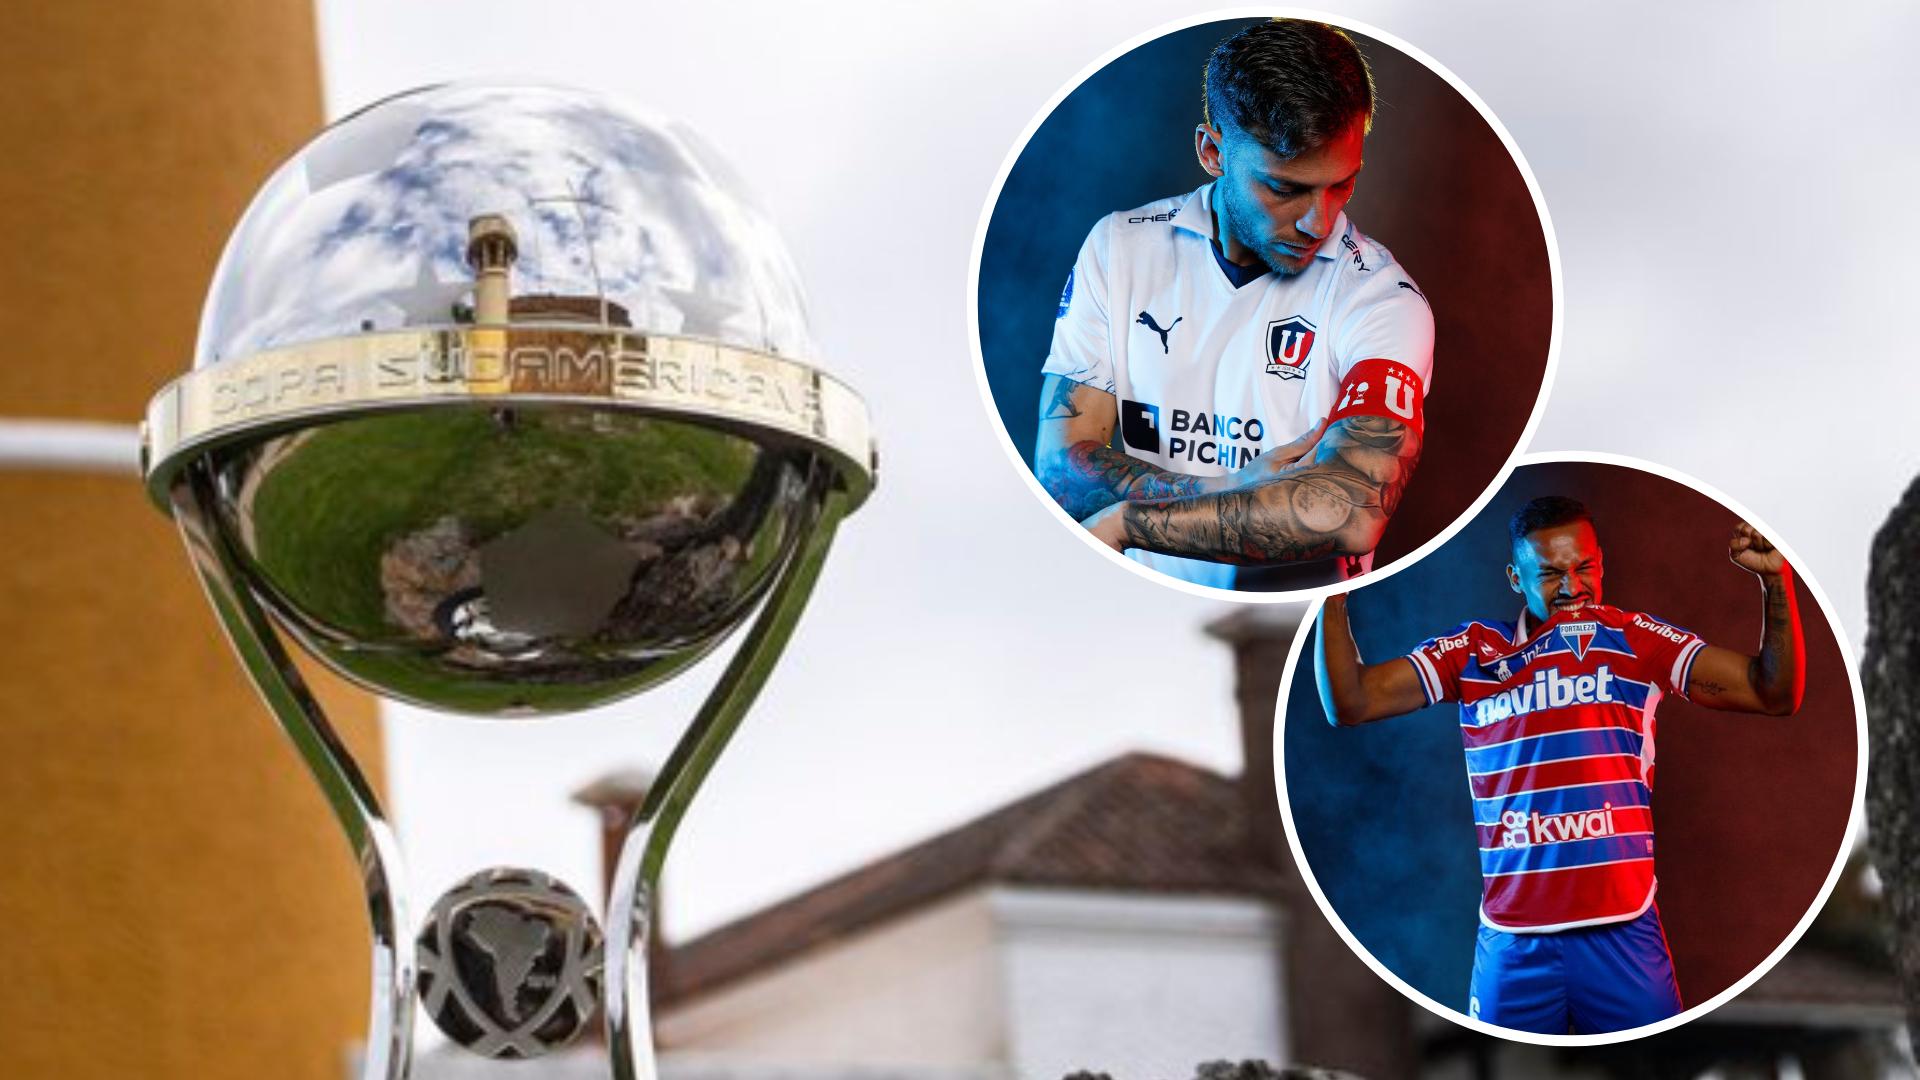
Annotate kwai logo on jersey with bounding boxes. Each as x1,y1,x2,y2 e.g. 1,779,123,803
1056,269,1073,319
1473,665,1620,724
1264,316,1315,379
1561,621,1599,660
1499,803,1619,848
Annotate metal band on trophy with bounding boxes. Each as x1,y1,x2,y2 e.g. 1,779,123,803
140,84,874,1078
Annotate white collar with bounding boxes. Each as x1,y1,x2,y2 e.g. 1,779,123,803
1171,181,1347,263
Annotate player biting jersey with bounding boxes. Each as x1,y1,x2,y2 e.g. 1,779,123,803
1035,19,1432,591
1315,496,1805,1034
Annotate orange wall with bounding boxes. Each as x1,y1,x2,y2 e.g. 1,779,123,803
0,4,387,1076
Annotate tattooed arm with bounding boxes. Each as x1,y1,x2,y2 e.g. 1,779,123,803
1033,374,1324,521
1033,375,1211,519
1081,413,1421,563
1684,522,1806,716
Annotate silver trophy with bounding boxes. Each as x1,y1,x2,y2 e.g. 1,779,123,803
139,83,874,1077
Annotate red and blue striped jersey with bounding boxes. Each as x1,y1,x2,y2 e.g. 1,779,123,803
1405,605,1707,933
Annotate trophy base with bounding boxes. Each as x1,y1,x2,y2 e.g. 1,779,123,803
173,460,852,1080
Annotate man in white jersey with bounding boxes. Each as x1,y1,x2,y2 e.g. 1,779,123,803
1036,19,1434,591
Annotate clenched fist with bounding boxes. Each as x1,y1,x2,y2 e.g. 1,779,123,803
1728,521,1787,577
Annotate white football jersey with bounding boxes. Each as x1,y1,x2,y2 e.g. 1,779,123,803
1043,182,1435,589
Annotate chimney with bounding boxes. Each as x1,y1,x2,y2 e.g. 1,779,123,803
1206,604,1415,1079
1203,605,1304,869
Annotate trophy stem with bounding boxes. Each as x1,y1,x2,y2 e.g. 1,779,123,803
172,464,417,1080
605,479,852,1079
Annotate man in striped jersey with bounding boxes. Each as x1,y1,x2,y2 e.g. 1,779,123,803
1314,495,1804,1033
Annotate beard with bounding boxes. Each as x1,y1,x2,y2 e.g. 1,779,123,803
1216,184,1317,277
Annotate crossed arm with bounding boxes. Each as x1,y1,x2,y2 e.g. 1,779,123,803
1033,376,1215,518
1034,374,1418,564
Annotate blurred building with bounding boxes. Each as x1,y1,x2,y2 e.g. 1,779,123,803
652,752,1289,1076
411,609,1910,1080
412,752,1291,1080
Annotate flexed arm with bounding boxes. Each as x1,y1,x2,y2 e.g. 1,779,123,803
1683,522,1806,716
1082,412,1421,564
1315,592,1434,726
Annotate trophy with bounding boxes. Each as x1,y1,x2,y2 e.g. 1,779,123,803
138,83,875,1077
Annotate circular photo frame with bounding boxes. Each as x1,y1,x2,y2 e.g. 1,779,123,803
969,9,1561,601
1273,451,1867,1045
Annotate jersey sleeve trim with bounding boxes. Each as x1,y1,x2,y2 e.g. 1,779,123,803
1672,638,1708,700
1407,650,1443,706
1046,369,1115,393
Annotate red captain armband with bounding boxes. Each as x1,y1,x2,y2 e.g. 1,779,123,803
1326,358,1426,435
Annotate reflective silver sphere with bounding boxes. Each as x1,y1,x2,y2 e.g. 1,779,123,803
211,408,821,713
196,82,814,365
157,83,870,715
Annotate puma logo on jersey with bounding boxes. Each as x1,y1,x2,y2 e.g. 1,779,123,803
1136,311,1182,353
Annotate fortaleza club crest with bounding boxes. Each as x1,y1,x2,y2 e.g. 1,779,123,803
1265,316,1315,379
1561,620,1599,660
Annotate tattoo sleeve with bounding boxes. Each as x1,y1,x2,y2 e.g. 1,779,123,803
1748,569,1806,714
1115,414,1422,564
1040,442,1209,520
1035,376,1210,519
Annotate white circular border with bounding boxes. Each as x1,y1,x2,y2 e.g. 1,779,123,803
1269,449,1873,1045
965,6,1565,605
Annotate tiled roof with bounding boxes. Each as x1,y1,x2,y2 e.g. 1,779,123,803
658,752,1287,1004
1732,945,1906,1014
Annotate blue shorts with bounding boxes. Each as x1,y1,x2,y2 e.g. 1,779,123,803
1468,904,1682,1034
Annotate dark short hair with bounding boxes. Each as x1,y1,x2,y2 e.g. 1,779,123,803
1509,496,1595,554
1203,19,1375,156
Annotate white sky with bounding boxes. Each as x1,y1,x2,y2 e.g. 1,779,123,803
314,0,1918,941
